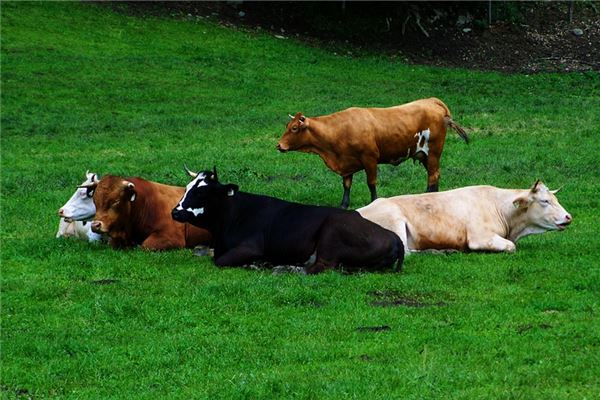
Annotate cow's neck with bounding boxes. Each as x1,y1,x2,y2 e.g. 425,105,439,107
128,182,155,241
302,121,344,173
497,189,540,242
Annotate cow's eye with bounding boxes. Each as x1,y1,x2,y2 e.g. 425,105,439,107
111,200,120,208
540,199,550,206
291,125,298,132
86,189,95,198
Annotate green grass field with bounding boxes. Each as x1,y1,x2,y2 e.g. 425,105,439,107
2,3,599,399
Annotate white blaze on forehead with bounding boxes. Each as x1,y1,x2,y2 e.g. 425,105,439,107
186,207,204,216
176,172,209,210
415,128,430,156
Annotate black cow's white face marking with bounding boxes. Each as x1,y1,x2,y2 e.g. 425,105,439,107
174,172,210,217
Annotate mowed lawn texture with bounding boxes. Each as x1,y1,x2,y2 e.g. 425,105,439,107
1,2,600,399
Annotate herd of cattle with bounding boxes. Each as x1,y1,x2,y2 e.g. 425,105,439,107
57,98,572,274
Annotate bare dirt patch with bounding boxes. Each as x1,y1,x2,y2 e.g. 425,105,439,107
113,2,600,73
356,325,391,332
368,290,447,308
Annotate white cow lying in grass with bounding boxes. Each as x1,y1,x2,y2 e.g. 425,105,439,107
56,171,102,241
358,180,572,253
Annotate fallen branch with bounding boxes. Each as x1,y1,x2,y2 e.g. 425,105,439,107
414,12,430,38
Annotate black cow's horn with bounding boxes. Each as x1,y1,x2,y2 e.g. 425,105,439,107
184,164,198,178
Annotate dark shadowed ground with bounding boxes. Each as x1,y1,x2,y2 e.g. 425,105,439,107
112,1,600,73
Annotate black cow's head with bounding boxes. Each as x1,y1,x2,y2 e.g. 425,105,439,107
171,166,238,229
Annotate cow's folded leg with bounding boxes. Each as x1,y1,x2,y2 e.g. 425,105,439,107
141,233,180,250
468,234,516,253
305,258,334,275
214,245,261,267
393,219,411,255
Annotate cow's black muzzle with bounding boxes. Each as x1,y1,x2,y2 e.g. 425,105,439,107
171,208,187,223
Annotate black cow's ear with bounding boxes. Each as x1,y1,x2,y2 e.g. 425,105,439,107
225,183,238,197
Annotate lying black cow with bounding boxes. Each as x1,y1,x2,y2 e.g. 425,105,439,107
171,168,404,274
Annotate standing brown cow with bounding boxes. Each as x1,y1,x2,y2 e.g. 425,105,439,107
276,97,468,208
83,175,212,250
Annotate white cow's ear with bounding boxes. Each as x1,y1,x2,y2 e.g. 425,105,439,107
513,197,529,209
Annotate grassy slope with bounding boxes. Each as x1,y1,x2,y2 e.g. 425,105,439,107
1,3,599,399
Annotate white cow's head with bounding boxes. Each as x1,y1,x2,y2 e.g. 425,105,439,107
58,171,99,222
513,180,572,235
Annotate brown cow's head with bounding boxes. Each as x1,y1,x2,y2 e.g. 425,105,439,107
91,175,137,237
276,112,309,152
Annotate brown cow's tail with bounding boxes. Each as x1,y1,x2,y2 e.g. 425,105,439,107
444,116,469,144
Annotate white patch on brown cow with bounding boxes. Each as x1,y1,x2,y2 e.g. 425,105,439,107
414,129,430,156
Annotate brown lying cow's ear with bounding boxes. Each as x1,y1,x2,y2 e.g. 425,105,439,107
122,181,136,202
298,115,308,129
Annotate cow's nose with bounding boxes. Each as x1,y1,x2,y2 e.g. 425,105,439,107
91,221,102,233
58,208,65,217
565,214,572,223
172,209,184,222
276,143,287,153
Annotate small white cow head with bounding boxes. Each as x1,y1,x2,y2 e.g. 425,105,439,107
513,180,572,234
58,171,99,222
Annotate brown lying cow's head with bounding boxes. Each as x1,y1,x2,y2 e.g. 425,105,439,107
90,175,137,241
512,180,572,234
277,112,309,153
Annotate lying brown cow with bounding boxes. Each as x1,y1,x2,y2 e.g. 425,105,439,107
357,180,572,253
277,97,468,208
83,175,212,250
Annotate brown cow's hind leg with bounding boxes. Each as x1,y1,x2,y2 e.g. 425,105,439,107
425,155,440,192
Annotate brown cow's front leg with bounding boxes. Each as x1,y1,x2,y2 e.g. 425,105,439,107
340,174,353,209
141,232,182,250
425,155,440,192
363,160,378,202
